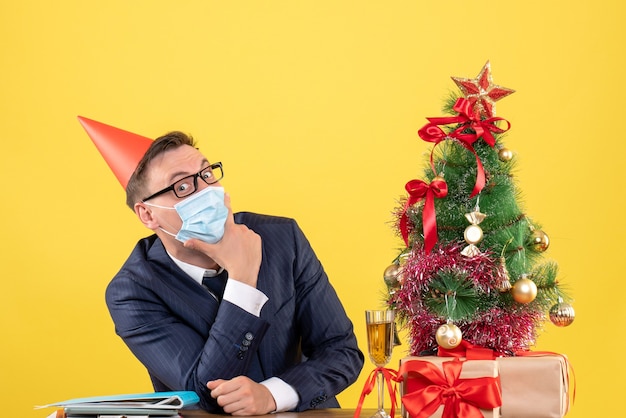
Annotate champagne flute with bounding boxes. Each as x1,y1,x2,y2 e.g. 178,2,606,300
365,309,395,418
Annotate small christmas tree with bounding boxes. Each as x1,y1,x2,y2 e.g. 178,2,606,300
385,62,575,356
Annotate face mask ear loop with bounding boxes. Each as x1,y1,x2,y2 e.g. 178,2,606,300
142,202,181,238
158,227,178,238
143,201,176,210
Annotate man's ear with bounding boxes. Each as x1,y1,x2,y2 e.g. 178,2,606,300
135,202,159,229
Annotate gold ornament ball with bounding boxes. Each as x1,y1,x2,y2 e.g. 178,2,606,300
383,264,402,288
529,229,550,252
511,277,538,304
435,323,463,349
549,302,576,327
498,148,513,162
464,225,484,245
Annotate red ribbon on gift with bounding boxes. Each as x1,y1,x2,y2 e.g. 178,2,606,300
417,98,510,198
437,340,501,360
397,359,502,418
399,177,448,253
354,367,399,418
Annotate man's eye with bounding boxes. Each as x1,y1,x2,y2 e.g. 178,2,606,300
202,171,213,180
177,181,192,193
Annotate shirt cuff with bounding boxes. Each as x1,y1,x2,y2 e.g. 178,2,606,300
261,377,300,412
222,279,269,317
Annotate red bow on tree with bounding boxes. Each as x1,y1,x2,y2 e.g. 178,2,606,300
400,177,448,253
417,98,510,198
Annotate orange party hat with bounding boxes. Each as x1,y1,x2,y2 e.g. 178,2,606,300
78,116,154,189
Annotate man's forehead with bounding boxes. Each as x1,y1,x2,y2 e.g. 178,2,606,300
147,145,209,184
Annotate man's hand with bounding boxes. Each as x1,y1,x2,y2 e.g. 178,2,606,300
207,376,277,416
184,193,262,287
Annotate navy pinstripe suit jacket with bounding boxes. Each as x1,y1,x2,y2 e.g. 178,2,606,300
105,212,364,412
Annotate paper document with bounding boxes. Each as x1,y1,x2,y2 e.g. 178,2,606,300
37,391,199,416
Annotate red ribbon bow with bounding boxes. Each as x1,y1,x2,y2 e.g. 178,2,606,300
354,367,399,418
400,177,448,253
397,359,502,418
417,98,510,198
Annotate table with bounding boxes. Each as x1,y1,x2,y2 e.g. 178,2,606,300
180,409,392,417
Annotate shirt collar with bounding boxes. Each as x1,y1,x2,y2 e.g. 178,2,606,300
166,251,220,285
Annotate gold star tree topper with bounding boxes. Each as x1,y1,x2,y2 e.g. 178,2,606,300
451,61,515,118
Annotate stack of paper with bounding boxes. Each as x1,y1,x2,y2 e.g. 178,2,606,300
37,391,200,417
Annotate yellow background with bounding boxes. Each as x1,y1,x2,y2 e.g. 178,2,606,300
1,1,623,416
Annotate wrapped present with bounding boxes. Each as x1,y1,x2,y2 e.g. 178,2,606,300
497,354,570,418
437,341,572,417
398,356,501,418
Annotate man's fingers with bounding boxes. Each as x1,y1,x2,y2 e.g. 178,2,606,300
207,377,275,416
183,237,209,252
206,379,225,391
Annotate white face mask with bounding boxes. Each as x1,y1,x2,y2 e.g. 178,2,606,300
144,186,228,243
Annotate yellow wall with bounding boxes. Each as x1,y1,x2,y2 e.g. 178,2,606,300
1,1,623,416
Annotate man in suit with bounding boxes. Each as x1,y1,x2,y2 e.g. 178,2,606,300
81,119,364,415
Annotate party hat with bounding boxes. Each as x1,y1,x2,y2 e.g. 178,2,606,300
78,116,154,189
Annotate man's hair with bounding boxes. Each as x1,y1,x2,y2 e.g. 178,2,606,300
125,131,197,209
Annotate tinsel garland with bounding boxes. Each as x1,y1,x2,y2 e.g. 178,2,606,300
389,242,543,355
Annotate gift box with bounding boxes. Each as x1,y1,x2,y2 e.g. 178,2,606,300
497,354,570,418
399,354,571,418
399,356,501,418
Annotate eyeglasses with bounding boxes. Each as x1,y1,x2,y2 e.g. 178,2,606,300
142,162,224,202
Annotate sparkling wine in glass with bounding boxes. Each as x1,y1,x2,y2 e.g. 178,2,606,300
365,309,395,418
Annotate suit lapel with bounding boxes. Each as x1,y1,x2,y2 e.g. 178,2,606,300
146,239,220,330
